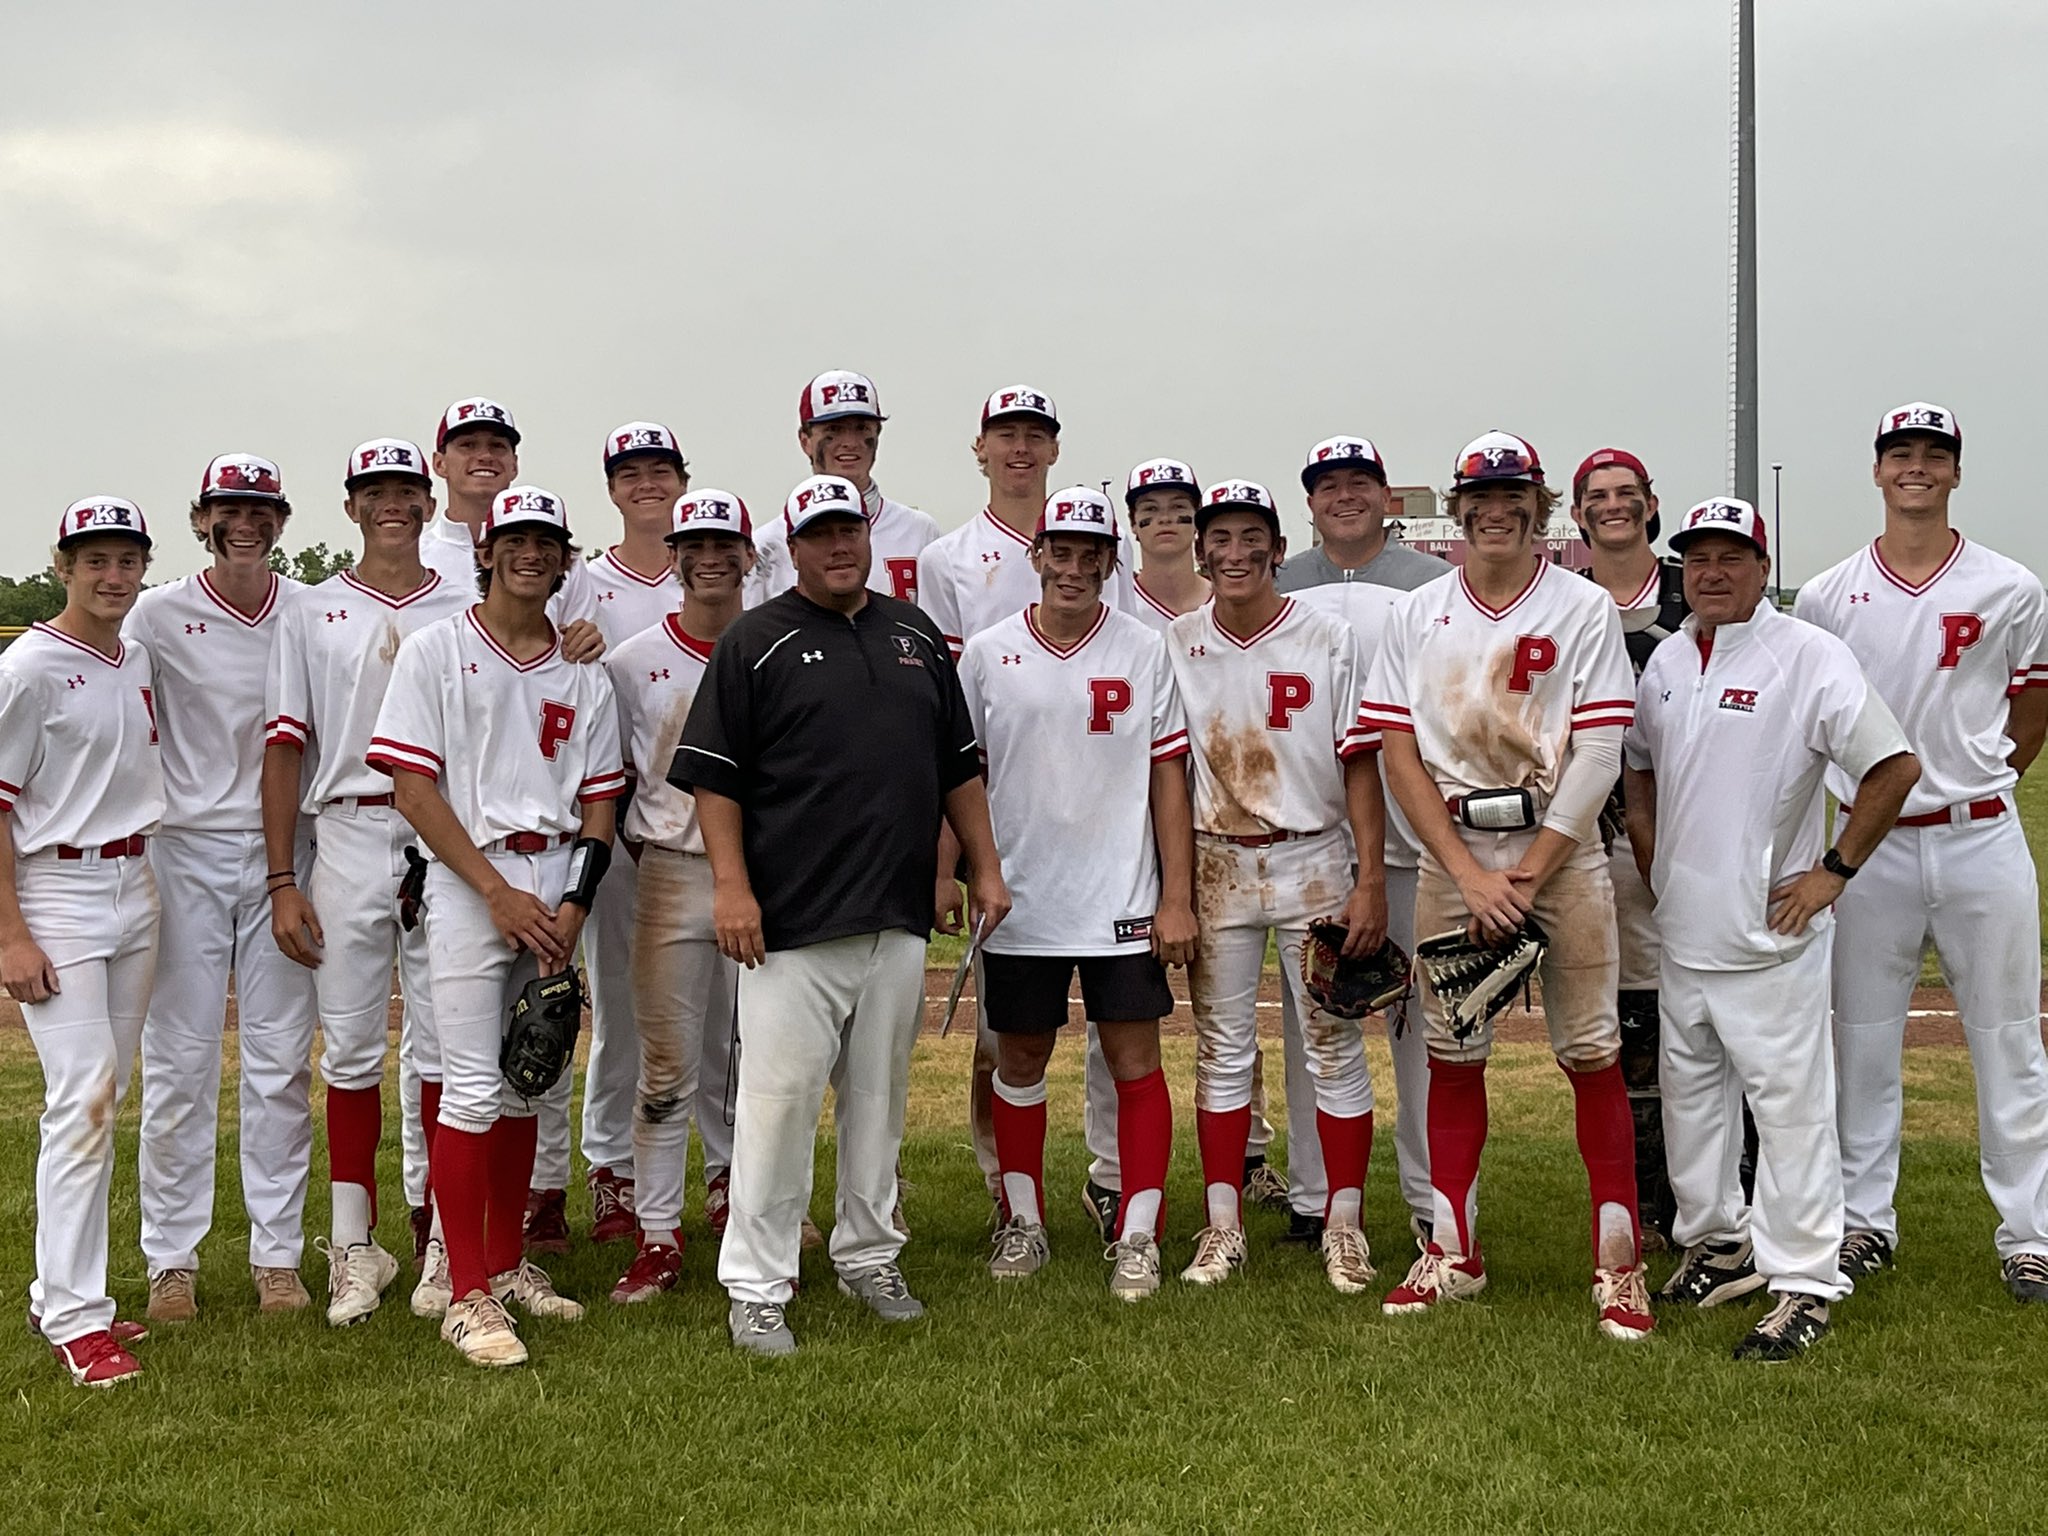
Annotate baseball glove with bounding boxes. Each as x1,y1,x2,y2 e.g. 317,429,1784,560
1415,916,1549,1041
501,968,585,1098
1300,920,1412,1020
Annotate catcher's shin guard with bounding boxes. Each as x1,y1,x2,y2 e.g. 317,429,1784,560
1617,989,1676,1247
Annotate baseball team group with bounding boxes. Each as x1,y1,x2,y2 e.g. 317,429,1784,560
3,373,2044,1389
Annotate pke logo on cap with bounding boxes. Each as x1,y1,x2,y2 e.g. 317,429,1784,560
1203,479,1278,513
981,385,1059,430
800,371,884,425
58,496,152,549
346,438,430,486
669,489,753,541
438,397,520,450
1037,487,1118,541
485,483,570,539
1670,496,1767,557
1302,436,1386,490
1875,401,1961,453
1126,458,1197,501
783,474,866,537
603,421,684,472
200,454,285,501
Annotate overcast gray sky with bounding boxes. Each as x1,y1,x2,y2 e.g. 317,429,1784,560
3,1,2041,585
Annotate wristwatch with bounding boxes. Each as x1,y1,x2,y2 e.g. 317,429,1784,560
1821,848,1859,880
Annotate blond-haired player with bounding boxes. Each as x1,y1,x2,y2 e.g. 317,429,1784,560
1367,431,1652,1341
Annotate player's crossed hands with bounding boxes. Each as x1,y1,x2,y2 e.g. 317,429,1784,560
1457,866,1534,943
1,935,61,1005
486,880,584,966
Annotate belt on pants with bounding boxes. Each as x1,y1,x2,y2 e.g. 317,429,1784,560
488,831,576,855
1842,796,2006,829
325,793,395,810
1198,829,1302,848
56,835,147,860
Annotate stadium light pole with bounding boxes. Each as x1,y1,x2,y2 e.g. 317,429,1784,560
1728,0,1758,507
1771,461,1784,603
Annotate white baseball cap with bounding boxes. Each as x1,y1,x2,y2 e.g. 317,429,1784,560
344,438,432,490
668,489,753,542
980,385,1059,432
1197,479,1282,532
602,421,688,475
1668,497,1768,557
57,496,152,551
1124,458,1199,506
1452,430,1545,486
1036,487,1119,542
1301,435,1387,490
437,396,521,450
481,484,572,542
799,370,885,425
1874,401,1962,460
198,453,287,505
782,474,866,537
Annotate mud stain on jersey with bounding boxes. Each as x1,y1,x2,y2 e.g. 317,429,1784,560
1439,649,1549,792
1201,718,1278,835
379,623,402,666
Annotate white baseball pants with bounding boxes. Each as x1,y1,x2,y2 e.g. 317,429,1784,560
630,846,737,1233
719,930,925,1307
19,852,159,1347
1831,812,2048,1261
309,801,438,1092
1661,938,1849,1299
139,826,317,1273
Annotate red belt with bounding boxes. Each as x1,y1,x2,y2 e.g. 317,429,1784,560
1843,797,2006,829
1203,830,1300,848
56,836,146,860
499,831,574,854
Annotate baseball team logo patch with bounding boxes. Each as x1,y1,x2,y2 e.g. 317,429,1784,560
1717,687,1758,713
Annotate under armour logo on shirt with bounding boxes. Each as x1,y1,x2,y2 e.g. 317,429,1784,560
464,663,479,674
649,668,669,681
980,552,1001,564
597,592,615,602
1433,614,1453,626
184,623,206,634
802,650,824,663
326,610,347,622
1848,593,1871,604
1187,645,1206,657
999,654,1022,665
66,674,86,690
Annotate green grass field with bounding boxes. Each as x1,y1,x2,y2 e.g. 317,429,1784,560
2,782,2044,1532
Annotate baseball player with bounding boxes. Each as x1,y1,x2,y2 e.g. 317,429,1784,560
1365,431,1652,1341
1796,402,2048,1305
960,487,1195,1301
1626,497,1920,1359
423,396,602,1257
126,454,318,1322
601,488,753,1302
1170,478,1388,1295
748,371,940,607
673,474,1008,1357
546,421,695,1251
917,386,1133,1241
370,484,626,1367
263,439,469,1326
1125,457,1210,630
0,497,163,1387
1280,435,1453,1250
1568,447,1687,1247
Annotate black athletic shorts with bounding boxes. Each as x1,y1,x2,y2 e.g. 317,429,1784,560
981,951,1175,1034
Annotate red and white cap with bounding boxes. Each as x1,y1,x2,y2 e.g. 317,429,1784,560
57,496,152,551
1124,457,1199,506
782,474,866,537
799,370,885,425
1197,478,1282,531
603,421,687,474
436,396,521,450
980,385,1059,432
1301,436,1387,490
1571,448,1659,540
481,484,571,542
1036,486,1119,541
668,489,752,541
1668,497,1767,557
345,437,432,490
1874,401,1962,459
198,453,287,504
1452,430,1544,486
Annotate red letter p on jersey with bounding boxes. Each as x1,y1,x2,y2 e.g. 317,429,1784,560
1088,677,1134,735
1266,672,1313,729
1938,612,1985,670
1507,635,1559,695
538,699,577,760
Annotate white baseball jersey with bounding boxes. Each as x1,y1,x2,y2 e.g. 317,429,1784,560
124,571,299,831
748,485,940,609
1292,579,1423,870
555,546,680,647
368,609,627,845
1794,535,2048,814
1364,561,1633,800
1167,598,1376,837
1129,577,1195,635
419,514,482,591
264,569,470,812
917,508,1138,659
961,605,1188,956
604,615,713,854
0,623,165,855
1625,604,1910,970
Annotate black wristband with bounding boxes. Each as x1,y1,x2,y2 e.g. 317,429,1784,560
267,869,296,881
561,837,613,910
1821,847,1859,880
